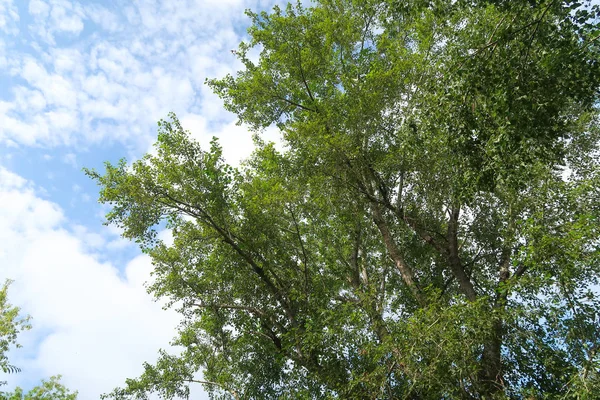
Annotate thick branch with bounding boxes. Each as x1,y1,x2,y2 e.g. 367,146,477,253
447,205,478,302
368,170,449,258
349,224,362,288
288,206,310,301
513,263,528,279
371,203,425,306
402,213,448,256
259,320,284,351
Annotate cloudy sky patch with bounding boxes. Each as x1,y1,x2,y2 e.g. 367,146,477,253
0,0,284,398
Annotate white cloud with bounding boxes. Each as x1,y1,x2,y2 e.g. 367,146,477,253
180,114,284,167
1,0,283,150
21,60,78,110
157,228,174,247
0,167,196,399
0,113,50,146
49,1,84,34
0,169,63,235
62,152,77,168
0,0,19,35
13,87,47,112
28,0,85,43
84,4,121,33
0,37,7,68
185,117,254,166
28,0,50,18
51,47,86,75
0,166,28,190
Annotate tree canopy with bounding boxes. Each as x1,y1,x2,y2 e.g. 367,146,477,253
89,0,600,398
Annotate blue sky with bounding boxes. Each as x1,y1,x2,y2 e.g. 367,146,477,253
0,0,284,398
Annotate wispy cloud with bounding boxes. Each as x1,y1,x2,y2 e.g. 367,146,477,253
0,0,19,35
28,0,85,44
1,0,280,152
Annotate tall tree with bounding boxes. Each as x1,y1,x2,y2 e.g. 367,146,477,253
90,0,600,398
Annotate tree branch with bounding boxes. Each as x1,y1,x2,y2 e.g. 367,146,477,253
275,95,316,112
288,205,310,301
189,379,239,400
295,47,316,104
153,190,297,325
447,205,477,302
371,202,425,306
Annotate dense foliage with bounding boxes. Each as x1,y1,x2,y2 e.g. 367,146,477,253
89,0,600,398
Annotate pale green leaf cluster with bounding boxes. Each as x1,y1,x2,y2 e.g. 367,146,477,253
0,280,31,378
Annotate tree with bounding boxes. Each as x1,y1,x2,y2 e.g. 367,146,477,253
89,0,600,398
1,376,77,400
1,280,31,378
